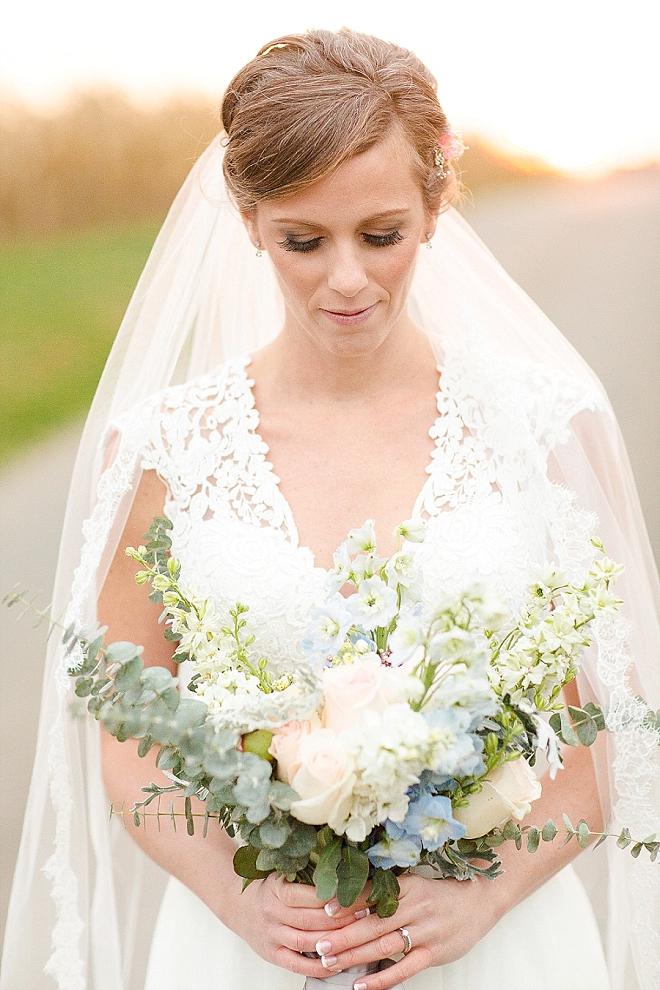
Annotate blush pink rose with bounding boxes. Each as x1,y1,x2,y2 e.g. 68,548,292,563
289,729,356,831
322,659,406,734
268,719,316,785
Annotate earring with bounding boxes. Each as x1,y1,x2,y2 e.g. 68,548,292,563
425,232,433,250
255,240,263,258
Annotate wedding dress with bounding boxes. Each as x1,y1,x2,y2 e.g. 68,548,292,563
119,351,610,989
3,136,659,990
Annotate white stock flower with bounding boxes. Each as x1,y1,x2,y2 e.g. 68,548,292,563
346,576,398,631
305,595,353,657
338,705,445,838
384,551,420,599
326,544,353,594
351,552,387,586
394,518,427,543
346,520,377,555
388,613,423,665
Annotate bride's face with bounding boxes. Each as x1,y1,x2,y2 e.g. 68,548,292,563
243,128,435,358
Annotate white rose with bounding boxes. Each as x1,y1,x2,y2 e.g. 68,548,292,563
290,729,356,831
322,659,407,734
453,758,542,839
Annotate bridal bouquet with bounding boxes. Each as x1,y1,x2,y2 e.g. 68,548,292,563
65,514,630,943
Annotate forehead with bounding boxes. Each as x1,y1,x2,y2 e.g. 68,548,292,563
257,130,425,225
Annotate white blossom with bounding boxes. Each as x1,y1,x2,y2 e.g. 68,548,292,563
346,576,398,631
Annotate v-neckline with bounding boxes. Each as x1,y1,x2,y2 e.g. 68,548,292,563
235,354,444,570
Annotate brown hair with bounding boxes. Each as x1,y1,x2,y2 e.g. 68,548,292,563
221,28,458,215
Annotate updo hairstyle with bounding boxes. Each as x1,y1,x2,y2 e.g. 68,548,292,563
221,28,458,216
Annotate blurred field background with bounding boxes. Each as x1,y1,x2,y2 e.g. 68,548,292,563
0,87,589,462
1,88,659,953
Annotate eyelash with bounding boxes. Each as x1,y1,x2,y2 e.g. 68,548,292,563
279,230,404,253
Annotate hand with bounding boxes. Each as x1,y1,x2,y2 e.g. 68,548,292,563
311,874,503,990
226,874,367,978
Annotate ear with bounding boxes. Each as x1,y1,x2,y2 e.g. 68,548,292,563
240,209,260,250
421,213,439,245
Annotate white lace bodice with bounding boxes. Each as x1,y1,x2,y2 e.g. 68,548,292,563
137,349,599,664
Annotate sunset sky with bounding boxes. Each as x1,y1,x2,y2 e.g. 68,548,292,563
1,0,659,171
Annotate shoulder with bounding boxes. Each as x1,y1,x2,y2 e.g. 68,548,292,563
106,354,259,491
441,335,605,454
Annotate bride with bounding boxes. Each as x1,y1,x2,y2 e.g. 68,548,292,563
3,28,660,990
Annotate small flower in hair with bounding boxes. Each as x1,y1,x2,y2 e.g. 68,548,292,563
433,131,467,178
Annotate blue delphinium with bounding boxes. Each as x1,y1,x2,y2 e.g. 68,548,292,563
368,791,467,869
368,820,423,869
422,707,485,780
401,793,466,850
301,594,353,663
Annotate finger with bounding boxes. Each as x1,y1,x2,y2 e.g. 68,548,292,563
269,903,361,933
273,877,326,908
323,886,374,920
314,912,397,957
316,928,411,973
278,924,327,955
351,949,430,990
269,944,329,979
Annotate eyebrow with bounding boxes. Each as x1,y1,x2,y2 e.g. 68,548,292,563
269,209,412,227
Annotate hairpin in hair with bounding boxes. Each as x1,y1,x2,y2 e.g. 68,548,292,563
433,130,467,179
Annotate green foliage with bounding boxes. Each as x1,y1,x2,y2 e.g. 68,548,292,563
367,869,400,918
549,702,606,748
488,816,660,862
0,225,158,462
337,845,370,908
313,835,343,902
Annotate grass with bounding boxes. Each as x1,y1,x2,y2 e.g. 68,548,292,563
0,224,159,463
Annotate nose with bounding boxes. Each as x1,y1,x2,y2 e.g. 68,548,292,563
326,245,369,298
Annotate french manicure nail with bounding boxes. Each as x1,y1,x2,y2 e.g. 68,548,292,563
316,940,332,955
354,908,370,919
324,900,340,917
321,954,338,969
354,983,368,990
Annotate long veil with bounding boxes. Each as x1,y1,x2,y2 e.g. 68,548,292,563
2,135,659,990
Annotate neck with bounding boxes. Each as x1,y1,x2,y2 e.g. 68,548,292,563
251,316,437,405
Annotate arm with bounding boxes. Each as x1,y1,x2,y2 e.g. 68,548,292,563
97,469,352,979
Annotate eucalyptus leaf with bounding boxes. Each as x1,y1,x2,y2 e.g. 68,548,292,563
234,844,271,881
105,641,143,665
259,820,290,849
279,822,318,859
541,820,557,842
577,820,590,848
113,657,144,692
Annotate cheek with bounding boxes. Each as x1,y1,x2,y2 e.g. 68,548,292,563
381,243,420,293
270,254,320,308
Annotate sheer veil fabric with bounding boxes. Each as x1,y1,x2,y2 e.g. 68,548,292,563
2,135,659,989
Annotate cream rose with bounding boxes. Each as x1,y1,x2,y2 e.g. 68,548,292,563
453,758,543,839
289,729,356,831
268,717,319,785
322,658,407,734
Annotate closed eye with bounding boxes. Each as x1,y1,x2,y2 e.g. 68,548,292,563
279,235,323,253
362,230,404,247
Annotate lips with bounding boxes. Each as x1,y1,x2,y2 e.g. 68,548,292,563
320,303,378,326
